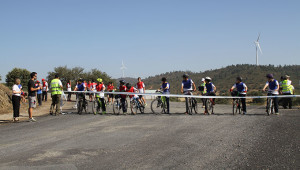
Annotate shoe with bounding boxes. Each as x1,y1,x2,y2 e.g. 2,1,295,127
29,117,37,122
202,105,205,108
204,111,208,115
243,112,247,115
275,112,279,115
102,111,106,114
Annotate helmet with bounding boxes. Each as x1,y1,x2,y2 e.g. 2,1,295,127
182,74,189,78
78,78,83,82
97,78,103,83
205,77,212,81
126,83,131,89
266,74,273,79
119,80,125,84
42,79,45,81
236,76,242,82
161,77,167,82
201,78,205,81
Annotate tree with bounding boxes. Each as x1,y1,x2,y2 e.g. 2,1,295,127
6,68,31,90
47,66,114,89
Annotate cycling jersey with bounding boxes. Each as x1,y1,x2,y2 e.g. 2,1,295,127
119,85,127,98
266,79,279,94
161,82,170,93
182,79,193,91
107,85,114,91
136,82,145,93
96,84,105,92
126,87,138,98
205,82,215,93
233,82,247,94
76,83,86,91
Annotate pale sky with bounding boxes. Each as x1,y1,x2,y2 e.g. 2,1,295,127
1,0,299,81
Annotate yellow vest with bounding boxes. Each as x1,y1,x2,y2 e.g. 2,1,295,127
51,79,62,95
281,80,292,93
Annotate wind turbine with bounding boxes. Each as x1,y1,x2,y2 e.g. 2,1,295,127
120,60,127,78
254,33,263,66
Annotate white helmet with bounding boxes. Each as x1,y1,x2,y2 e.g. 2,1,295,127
201,78,205,81
205,77,212,81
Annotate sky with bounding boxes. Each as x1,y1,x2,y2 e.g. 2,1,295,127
0,0,299,82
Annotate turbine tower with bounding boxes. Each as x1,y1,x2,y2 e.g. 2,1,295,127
254,33,263,66
120,60,127,78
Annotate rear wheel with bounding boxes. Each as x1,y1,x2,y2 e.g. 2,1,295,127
92,100,99,115
206,99,213,115
130,101,137,114
232,99,237,115
267,98,273,116
151,98,163,114
113,100,120,115
193,99,198,114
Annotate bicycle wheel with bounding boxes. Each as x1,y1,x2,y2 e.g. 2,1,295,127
206,99,213,115
267,98,272,116
232,100,237,115
193,99,198,114
113,100,120,115
237,100,241,114
130,101,137,114
77,100,83,114
151,98,163,114
92,100,99,115
84,101,88,114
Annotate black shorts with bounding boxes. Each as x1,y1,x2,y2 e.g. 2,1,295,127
109,94,114,98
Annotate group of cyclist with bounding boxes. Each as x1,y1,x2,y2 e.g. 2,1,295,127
71,73,294,115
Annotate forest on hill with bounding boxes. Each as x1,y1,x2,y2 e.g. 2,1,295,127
142,64,300,96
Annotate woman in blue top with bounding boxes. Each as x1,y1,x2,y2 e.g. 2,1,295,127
263,74,279,115
230,77,248,114
160,77,170,114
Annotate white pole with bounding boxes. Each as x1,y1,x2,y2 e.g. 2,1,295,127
256,46,258,66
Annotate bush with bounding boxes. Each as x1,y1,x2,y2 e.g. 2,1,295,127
6,68,31,90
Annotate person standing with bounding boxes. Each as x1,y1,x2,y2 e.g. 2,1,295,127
67,80,72,101
198,78,206,108
28,72,40,122
136,77,146,106
281,75,293,109
36,81,43,106
107,82,115,104
42,79,48,101
263,74,280,115
160,77,170,114
12,78,22,122
50,74,63,116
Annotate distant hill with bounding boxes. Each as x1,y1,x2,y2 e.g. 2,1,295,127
142,64,300,95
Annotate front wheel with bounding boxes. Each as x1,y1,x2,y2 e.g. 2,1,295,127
232,99,237,115
206,99,214,115
92,100,99,115
113,100,120,115
192,98,198,114
151,98,163,114
267,98,273,116
130,101,137,114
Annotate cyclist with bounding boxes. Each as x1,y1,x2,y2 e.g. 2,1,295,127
136,77,146,106
181,74,196,114
119,80,127,114
126,83,143,114
160,77,170,114
230,76,248,114
198,78,206,108
107,82,115,105
204,77,216,114
262,74,279,115
95,78,106,114
74,78,87,112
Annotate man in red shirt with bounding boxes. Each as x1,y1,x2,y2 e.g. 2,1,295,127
107,82,115,104
119,80,127,114
136,77,146,106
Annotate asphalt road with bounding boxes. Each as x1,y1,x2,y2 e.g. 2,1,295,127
0,102,299,170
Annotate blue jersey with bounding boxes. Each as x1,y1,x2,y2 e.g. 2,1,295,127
205,82,215,93
235,82,246,92
182,79,193,91
77,83,85,91
161,82,170,93
268,80,278,90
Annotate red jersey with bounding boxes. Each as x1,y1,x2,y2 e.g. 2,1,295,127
136,82,145,89
107,85,114,91
96,84,105,91
119,85,127,98
126,87,136,98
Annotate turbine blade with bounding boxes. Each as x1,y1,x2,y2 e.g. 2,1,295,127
257,43,262,53
257,33,260,41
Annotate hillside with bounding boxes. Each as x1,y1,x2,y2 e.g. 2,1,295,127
143,64,300,95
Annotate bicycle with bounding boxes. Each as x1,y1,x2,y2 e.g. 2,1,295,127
231,91,241,115
77,94,88,114
130,97,145,114
266,92,275,116
92,96,106,115
185,91,198,114
113,95,128,115
204,94,215,115
151,90,167,114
